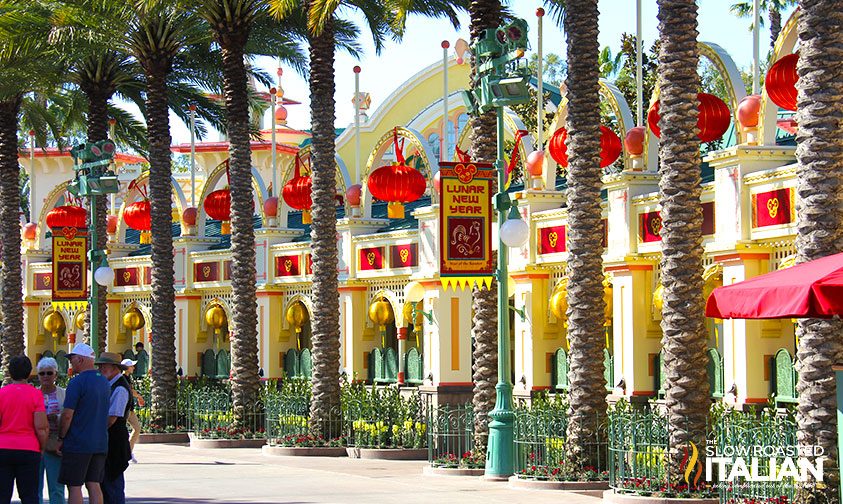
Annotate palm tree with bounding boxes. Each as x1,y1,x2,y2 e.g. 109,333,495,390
654,0,707,479
792,2,843,501
562,0,607,469
466,0,502,454
123,1,208,428
730,0,797,50
0,1,55,380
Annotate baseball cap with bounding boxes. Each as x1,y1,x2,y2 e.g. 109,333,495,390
67,342,95,359
121,358,138,367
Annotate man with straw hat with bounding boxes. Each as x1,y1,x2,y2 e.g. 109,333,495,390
94,353,132,504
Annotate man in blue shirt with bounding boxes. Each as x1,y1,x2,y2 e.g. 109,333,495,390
95,352,133,504
57,343,111,504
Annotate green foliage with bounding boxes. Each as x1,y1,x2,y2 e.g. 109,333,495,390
343,382,425,449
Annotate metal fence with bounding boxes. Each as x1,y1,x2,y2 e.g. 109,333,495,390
608,409,673,494
514,408,608,481
426,403,479,468
715,410,797,503
191,390,266,439
345,396,426,449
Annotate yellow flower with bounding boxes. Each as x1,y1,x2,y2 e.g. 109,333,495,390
392,424,400,435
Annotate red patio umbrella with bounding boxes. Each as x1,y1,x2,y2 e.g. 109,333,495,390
705,252,843,319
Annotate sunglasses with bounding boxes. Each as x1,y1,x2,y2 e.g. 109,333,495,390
38,371,55,376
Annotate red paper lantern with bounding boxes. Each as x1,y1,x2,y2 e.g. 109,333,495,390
46,205,86,230
765,53,798,112
548,126,622,168
648,92,731,143
123,200,152,244
282,171,313,224
22,223,37,241
737,94,762,129
204,189,232,234
367,164,426,219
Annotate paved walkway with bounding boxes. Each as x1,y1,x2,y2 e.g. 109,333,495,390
16,443,604,503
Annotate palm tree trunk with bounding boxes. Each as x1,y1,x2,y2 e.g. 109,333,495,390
563,0,608,469
81,84,111,353
655,0,708,481
0,96,23,383
307,18,342,438
793,1,843,501
217,29,260,425
468,0,501,453
144,60,178,427
769,6,782,50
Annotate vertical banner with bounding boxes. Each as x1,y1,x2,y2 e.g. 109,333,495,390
439,161,495,290
51,227,88,310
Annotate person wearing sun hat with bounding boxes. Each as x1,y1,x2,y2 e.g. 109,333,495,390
57,343,110,504
120,358,143,460
94,352,132,504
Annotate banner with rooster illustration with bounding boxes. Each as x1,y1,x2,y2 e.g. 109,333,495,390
439,161,494,290
51,227,88,310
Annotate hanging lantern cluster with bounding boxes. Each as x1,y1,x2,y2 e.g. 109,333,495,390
548,125,622,169
46,200,87,230
765,53,798,112
282,154,313,224
648,92,731,143
123,180,152,244
367,128,426,219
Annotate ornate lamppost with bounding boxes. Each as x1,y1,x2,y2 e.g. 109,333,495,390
462,18,532,478
67,140,119,354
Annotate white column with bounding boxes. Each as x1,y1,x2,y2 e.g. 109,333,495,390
442,40,450,161
189,105,197,207
28,130,35,223
636,0,643,126
536,8,545,146
752,0,760,94
354,66,361,180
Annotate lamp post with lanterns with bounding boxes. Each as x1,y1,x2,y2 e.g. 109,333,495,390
67,139,119,354
461,18,532,478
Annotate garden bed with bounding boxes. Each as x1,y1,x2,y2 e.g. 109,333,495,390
346,447,428,460
602,490,718,504
510,476,608,496
423,466,485,477
262,445,347,457
188,433,267,449
138,432,189,444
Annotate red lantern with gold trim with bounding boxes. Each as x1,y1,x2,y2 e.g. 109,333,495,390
367,165,426,219
123,200,152,244
648,92,731,143
204,188,232,234
282,156,313,224
46,205,87,230
547,125,622,168
367,128,426,219
765,53,798,112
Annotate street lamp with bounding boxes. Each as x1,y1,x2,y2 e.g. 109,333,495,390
67,139,120,354
462,18,531,479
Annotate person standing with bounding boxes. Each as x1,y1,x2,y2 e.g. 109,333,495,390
0,355,50,504
132,343,148,377
57,343,110,504
36,357,66,504
120,359,143,462
95,353,132,504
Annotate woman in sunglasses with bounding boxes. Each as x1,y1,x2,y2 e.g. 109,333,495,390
37,357,66,503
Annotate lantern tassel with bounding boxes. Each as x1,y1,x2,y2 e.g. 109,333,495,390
387,201,405,219
140,230,151,244
302,209,312,224
221,221,230,235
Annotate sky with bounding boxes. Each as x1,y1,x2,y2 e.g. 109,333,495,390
165,0,797,145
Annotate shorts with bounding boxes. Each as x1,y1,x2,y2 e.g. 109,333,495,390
58,452,106,486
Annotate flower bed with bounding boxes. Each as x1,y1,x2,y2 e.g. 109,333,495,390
431,449,485,469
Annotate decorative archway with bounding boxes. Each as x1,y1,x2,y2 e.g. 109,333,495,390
759,8,800,146
360,127,436,219
115,173,188,243
36,181,73,250
195,160,267,237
